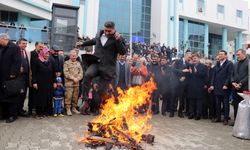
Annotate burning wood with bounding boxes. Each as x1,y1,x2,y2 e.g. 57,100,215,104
81,79,157,150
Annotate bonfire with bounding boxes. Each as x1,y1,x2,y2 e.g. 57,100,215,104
80,79,157,150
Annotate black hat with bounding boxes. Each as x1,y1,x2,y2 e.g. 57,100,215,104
51,45,60,51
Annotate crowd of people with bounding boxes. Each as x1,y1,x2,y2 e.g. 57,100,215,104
0,21,248,129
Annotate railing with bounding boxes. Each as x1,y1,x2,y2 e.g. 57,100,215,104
0,24,50,43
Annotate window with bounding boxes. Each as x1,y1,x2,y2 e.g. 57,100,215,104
197,0,205,14
179,0,183,3
217,5,224,14
237,10,243,18
236,10,243,25
0,11,18,22
217,5,225,20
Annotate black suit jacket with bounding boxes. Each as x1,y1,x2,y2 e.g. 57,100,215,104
81,30,126,79
187,63,208,99
211,60,234,96
172,58,191,85
0,41,21,102
232,58,249,91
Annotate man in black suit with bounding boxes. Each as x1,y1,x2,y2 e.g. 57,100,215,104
230,49,249,126
0,33,22,123
187,53,207,120
78,21,126,101
210,50,233,125
172,52,192,117
29,42,44,115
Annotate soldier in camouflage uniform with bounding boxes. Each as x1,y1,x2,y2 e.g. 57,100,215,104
63,50,83,116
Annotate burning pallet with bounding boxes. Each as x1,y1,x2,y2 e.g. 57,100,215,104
80,79,157,150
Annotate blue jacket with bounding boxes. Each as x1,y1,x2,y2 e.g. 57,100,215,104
54,86,64,97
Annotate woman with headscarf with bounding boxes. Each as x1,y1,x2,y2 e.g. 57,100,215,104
32,47,56,118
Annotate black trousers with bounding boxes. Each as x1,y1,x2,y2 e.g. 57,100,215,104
232,90,243,119
177,83,187,113
1,102,18,118
18,89,27,113
151,90,160,113
208,92,216,119
82,63,114,101
189,98,202,117
28,87,35,113
215,95,229,121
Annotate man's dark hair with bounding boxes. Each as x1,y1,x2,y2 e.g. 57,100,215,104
219,50,227,55
237,49,246,55
17,38,27,44
35,41,43,46
104,21,115,28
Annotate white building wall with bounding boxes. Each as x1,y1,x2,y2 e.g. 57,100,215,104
85,0,99,38
179,0,249,31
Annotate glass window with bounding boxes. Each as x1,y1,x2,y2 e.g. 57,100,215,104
217,5,224,14
237,10,243,18
197,0,205,13
179,0,183,3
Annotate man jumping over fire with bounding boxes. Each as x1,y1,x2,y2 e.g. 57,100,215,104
77,21,127,114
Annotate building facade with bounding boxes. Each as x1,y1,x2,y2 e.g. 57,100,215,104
151,0,250,59
0,0,250,59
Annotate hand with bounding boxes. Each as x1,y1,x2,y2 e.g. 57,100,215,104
222,86,228,90
10,75,15,79
182,69,189,73
180,77,186,82
208,86,214,93
114,32,121,40
76,41,83,46
53,83,57,88
232,82,238,88
33,84,38,89
73,78,79,83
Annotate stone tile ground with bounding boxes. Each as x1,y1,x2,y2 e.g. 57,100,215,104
0,114,250,150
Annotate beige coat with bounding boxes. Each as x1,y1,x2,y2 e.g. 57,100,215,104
63,59,83,87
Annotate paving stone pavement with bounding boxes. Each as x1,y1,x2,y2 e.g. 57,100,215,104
0,114,250,150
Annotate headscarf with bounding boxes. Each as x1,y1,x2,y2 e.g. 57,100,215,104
38,47,50,62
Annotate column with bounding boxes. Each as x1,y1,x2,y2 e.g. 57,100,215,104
183,19,189,52
237,31,243,49
167,0,171,46
222,28,227,51
83,0,89,35
204,24,209,57
72,0,80,6
173,0,178,48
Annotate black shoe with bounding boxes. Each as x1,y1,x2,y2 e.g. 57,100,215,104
169,113,174,118
162,112,167,116
178,112,184,118
188,115,194,119
6,117,17,123
195,116,200,120
18,111,29,117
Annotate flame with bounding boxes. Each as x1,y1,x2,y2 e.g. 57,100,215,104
82,78,157,144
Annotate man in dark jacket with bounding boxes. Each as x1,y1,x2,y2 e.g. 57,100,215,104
0,33,22,123
211,50,233,125
230,49,249,126
172,52,192,117
115,54,131,90
49,45,64,83
78,21,126,101
147,54,161,115
29,41,44,115
187,53,207,120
